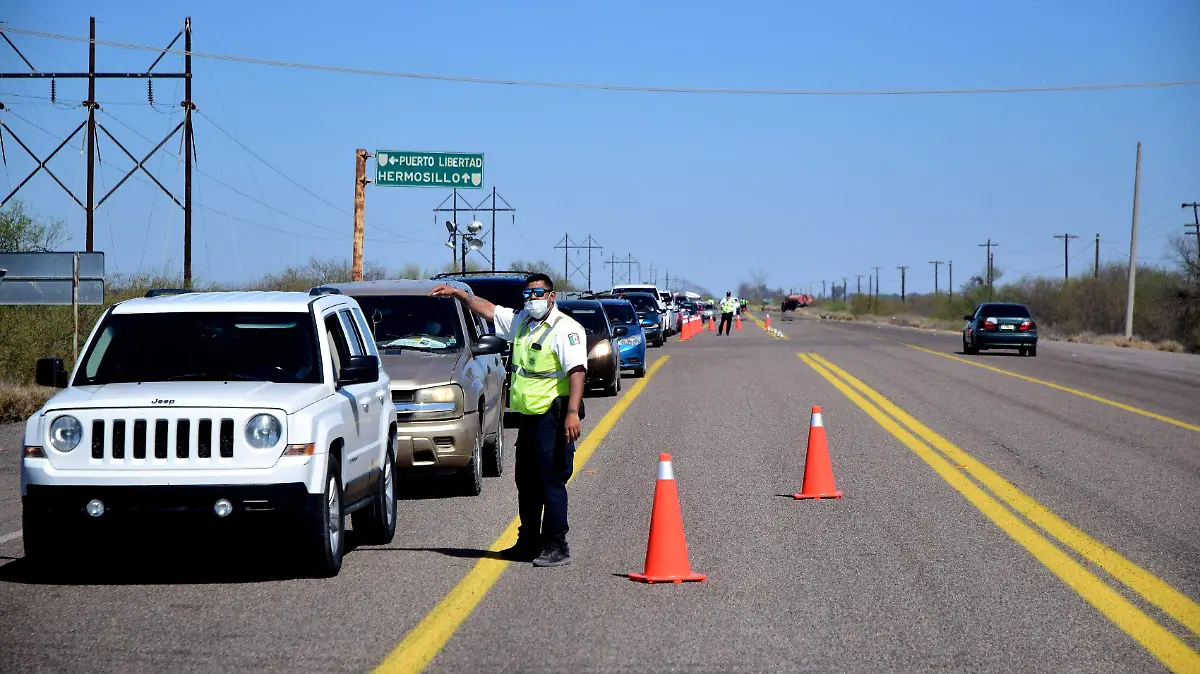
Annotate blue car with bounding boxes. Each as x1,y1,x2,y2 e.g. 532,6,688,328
599,298,647,377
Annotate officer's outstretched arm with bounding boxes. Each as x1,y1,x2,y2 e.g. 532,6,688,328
431,284,496,321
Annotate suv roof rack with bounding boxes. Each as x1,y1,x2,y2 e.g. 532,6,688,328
309,286,343,296
144,288,193,298
431,270,530,279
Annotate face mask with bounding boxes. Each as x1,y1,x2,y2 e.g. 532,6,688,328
525,299,550,319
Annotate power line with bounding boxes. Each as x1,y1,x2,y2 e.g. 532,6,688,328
3,26,1198,97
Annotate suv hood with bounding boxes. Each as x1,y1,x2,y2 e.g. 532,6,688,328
380,350,463,389
41,381,330,415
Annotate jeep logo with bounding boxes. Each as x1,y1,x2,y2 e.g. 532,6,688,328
151,399,175,405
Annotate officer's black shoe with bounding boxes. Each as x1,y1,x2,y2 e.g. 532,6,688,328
499,539,542,562
532,546,572,567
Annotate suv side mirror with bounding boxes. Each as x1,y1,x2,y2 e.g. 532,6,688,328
36,357,69,388
473,334,506,356
963,315,974,321
337,355,380,387
612,326,629,337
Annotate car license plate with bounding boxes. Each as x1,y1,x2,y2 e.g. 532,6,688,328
1000,324,1015,330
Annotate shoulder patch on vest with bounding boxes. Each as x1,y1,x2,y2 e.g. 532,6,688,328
568,333,580,346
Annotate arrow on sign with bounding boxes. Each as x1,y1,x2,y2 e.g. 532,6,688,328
462,172,471,183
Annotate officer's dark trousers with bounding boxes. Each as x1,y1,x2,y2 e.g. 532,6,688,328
719,312,734,334
514,401,576,552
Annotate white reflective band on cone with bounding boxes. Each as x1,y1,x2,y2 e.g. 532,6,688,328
811,412,824,427
657,461,674,480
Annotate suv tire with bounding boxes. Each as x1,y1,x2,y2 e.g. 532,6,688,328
458,425,483,496
351,440,397,546
306,456,345,577
483,409,504,478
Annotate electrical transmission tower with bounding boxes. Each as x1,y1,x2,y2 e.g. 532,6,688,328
0,17,197,284
604,253,639,286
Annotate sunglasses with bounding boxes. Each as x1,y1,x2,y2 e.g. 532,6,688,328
522,288,550,298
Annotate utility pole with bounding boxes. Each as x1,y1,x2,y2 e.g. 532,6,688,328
1124,142,1141,339
855,274,863,298
1053,233,1079,281
866,274,873,310
1184,202,1200,265
872,266,881,309
352,149,367,281
1094,234,1100,279
897,266,908,303
979,239,998,300
821,280,827,300
928,260,943,296
948,261,953,300
0,16,194,280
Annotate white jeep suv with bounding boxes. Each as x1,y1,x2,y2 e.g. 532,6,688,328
20,290,397,577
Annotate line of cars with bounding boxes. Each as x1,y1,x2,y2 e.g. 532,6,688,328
17,271,695,577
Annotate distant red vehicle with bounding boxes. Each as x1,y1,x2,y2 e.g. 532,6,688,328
781,294,810,312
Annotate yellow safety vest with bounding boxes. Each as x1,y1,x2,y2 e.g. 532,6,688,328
722,298,737,313
510,314,571,415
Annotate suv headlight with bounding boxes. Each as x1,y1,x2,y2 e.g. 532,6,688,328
49,415,83,452
401,384,464,421
245,414,283,448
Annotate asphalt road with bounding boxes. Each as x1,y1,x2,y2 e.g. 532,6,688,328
1,315,1198,673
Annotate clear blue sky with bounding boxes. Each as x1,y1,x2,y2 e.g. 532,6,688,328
2,0,1197,295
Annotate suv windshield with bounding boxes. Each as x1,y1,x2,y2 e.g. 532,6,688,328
353,295,462,351
979,304,1032,319
619,293,659,314
557,303,609,335
75,312,321,385
601,301,639,326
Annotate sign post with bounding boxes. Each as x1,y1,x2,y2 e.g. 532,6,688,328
0,251,106,364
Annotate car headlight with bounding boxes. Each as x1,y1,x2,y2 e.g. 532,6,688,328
591,341,612,358
245,414,283,449
49,415,82,453
618,334,643,347
399,384,464,421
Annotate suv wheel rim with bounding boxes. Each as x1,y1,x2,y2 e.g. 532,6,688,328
327,476,341,554
383,457,395,528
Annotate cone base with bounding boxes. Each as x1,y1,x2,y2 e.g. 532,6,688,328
629,571,707,584
794,491,843,500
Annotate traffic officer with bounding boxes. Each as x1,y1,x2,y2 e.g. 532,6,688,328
718,291,738,335
430,273,587,567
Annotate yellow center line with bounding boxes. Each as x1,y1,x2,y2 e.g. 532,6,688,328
807,352,1200,636
374,355,670,674
797,353,1200,673
904,343,1200,434
743,312,788,339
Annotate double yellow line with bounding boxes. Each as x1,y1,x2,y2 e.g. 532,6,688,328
743,311,788,339
798,352,1200,673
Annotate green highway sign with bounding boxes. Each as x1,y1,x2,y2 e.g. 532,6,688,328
375,150,484,189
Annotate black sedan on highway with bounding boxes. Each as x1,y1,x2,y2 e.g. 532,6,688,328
962,302,1038,356
555,299,625,396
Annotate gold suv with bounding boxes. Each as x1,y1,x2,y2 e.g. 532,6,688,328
316,280,506,496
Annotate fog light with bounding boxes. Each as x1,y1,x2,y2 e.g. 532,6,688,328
213,499,233,518
85,499,105,517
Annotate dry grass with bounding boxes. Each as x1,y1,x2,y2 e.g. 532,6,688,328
0,384,54,424
1059,332,1187,353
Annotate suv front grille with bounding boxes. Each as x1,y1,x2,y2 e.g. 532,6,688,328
391,390,415,404
88,417,236,462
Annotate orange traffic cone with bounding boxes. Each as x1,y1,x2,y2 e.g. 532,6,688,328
735,314,742,330
765,314,771,331
794,406,843,500
709,315,716,331
630,453,707,584
680,317,692,341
